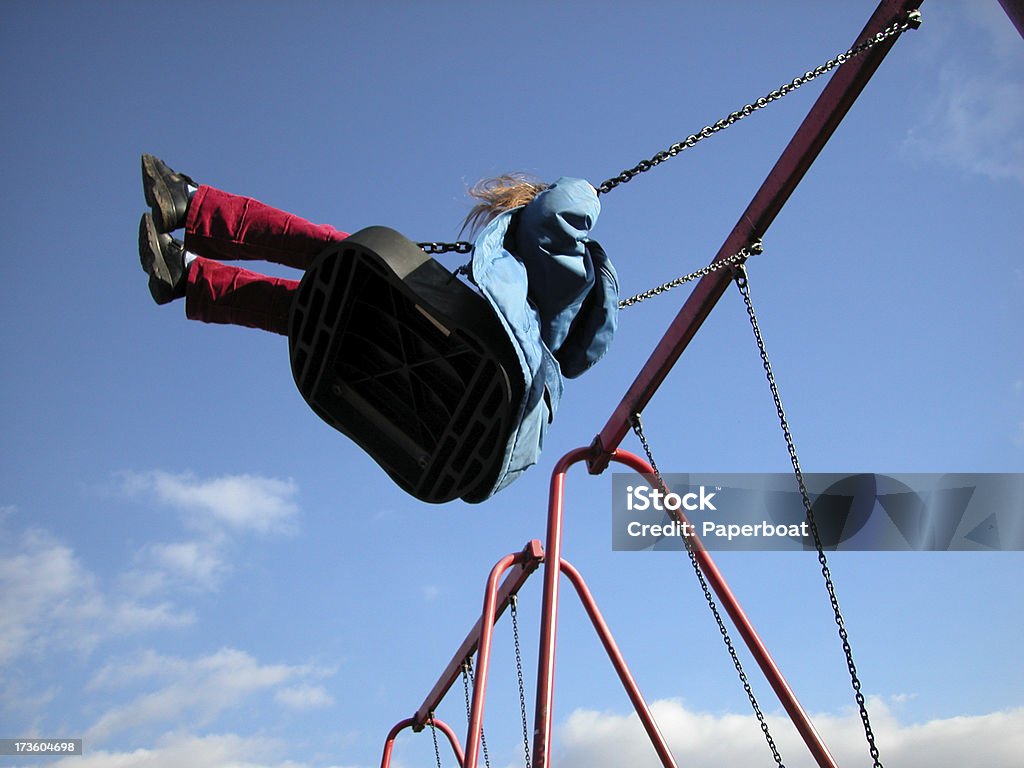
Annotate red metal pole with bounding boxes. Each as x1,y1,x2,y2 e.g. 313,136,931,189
611,449,839,768
380,717,465,768
464,550,537,768
532,447,593,768
589,0,923,473
413,540,543,728
560,558,679,768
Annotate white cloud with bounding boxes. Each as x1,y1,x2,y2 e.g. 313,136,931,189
904,72,1024,183
120,470,300,535
420,584,442,601
45,731,359,768
276,684,335,711
116,470,302,590
555,699,1024,768
147,539,227,588
85,648,335,744
0,527,192,666
902,3,1024,184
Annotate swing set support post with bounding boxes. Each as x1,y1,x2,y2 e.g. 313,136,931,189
558,558,679,768
380,450,837,767
588,0,924,473
534,448,678,768
533,449,839,768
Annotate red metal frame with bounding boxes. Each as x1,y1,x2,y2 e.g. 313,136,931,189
381,451,680,768
380,449,840,768
412,540,544,730
380,717,465,768
534,450,838,768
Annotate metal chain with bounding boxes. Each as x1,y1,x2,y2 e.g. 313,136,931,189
418,13,920,262
734,266,883,768
462,658,492,768
598,10,921,195
428,712,443,768
630,413,786,768
419,240,474,255
619,241,762,309
509,595,533,768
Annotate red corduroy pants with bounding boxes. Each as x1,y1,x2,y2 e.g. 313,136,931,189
183,185,350,335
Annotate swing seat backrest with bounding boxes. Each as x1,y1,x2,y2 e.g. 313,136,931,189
288,226,523,504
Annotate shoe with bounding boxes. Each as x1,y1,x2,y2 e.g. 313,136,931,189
141,153,196,232
139,212,187,305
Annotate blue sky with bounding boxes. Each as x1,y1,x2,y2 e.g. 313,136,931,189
1,1,1022,767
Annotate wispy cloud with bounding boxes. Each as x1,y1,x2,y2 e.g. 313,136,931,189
275,683,336,711
147,539,227,587
85,647,335,744
556,698,1024,768
0,525,192,666
904,73,1024,183
902,3,1024,184
119,470,300,535
117,469,301,590
421,584,442,601
46,731,361,768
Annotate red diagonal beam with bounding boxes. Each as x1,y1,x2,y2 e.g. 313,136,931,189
589,0,923,473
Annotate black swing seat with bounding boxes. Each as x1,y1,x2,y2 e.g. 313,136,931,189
288,226,524,504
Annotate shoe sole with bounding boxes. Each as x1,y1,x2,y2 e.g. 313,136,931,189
141,154,178,233
138,212,176,304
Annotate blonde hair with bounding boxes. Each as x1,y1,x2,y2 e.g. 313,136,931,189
461,173,549,237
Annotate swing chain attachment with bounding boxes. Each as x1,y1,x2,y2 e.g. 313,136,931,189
597,9,921,195
629,412,787,768
618,240,762,309
419,240,475,255
461,658,492,768
428,711,443,768
734,271,884,768
509,595,533,768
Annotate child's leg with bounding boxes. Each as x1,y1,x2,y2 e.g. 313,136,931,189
185,256,298,336
184,185,350,271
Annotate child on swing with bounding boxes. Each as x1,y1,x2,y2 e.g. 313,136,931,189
137,153,619,497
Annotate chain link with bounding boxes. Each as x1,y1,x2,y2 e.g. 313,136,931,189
735,266,884,768
428,712,443,768
461,658,492,768
419,240,474,255
630,413,787,768
618,240,762,309
510,596,533,768
598,11,920,195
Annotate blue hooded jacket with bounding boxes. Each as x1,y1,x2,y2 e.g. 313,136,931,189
469,177,619,496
